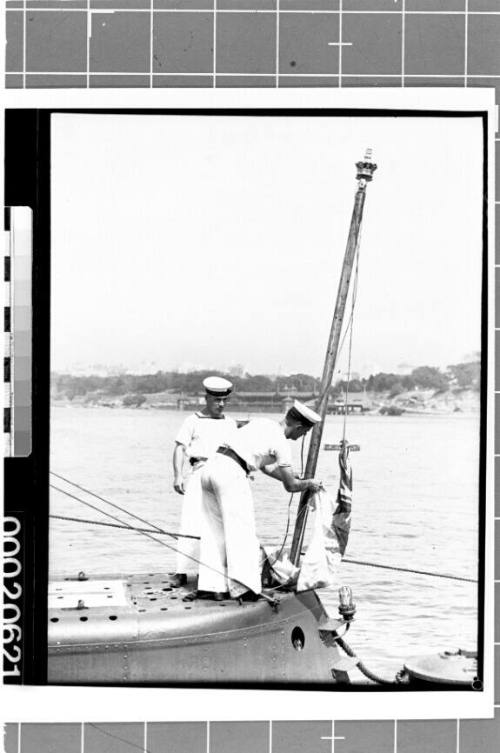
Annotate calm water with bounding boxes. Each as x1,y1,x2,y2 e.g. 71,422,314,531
49,406,480,681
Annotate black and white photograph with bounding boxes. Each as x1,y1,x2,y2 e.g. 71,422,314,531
42,105,488,691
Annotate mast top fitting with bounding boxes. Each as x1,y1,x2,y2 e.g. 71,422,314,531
356,149,377,182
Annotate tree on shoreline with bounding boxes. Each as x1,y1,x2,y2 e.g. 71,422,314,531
51,360,480,402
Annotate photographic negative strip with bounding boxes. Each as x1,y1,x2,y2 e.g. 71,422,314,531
0,89,496,728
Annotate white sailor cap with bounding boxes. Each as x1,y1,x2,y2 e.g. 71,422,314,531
286,400,321,428
203,376,233,397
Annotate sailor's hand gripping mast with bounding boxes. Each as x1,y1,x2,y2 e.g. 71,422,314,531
289,150,377,567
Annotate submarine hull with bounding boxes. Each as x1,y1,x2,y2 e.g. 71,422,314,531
48,573,344,686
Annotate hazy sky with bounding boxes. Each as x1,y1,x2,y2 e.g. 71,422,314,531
51,112,483,377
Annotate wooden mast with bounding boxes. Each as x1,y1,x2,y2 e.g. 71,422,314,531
289,150,377,566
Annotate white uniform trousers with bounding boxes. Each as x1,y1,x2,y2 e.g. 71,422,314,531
175,464,204,574
198,454,262,598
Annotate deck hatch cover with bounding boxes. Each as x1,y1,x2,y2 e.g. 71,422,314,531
49,579,128,609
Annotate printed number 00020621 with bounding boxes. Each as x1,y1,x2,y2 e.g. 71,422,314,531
3,517,22,679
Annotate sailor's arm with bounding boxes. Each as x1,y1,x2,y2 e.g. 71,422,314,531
263,463,323,494
173,442,186,494
262,463,300,480
261,463,280,480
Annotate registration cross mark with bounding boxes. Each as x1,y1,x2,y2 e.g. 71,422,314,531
328,0,353,86
321,722,345,753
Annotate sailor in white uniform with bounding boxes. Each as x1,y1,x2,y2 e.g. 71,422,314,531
171,376,237,587
195,400,323,601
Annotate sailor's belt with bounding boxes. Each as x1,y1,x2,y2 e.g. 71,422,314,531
216,446,250,475
189,457,207,467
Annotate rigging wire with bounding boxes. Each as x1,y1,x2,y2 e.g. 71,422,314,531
341,224,362,441
337,238,362,380
310,219,364,428
50,512,286,550
50,471,171,538
50,483,184,551
49,513,199,539
341,557,477,584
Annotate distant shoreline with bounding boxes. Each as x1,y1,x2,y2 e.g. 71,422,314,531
51,387,480,417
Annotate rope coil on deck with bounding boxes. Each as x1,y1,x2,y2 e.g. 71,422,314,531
334,635,401,685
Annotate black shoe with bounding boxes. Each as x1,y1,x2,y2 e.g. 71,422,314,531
211,592,227,602
237,590,260,602
170,573,187,588
182,590,228,602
